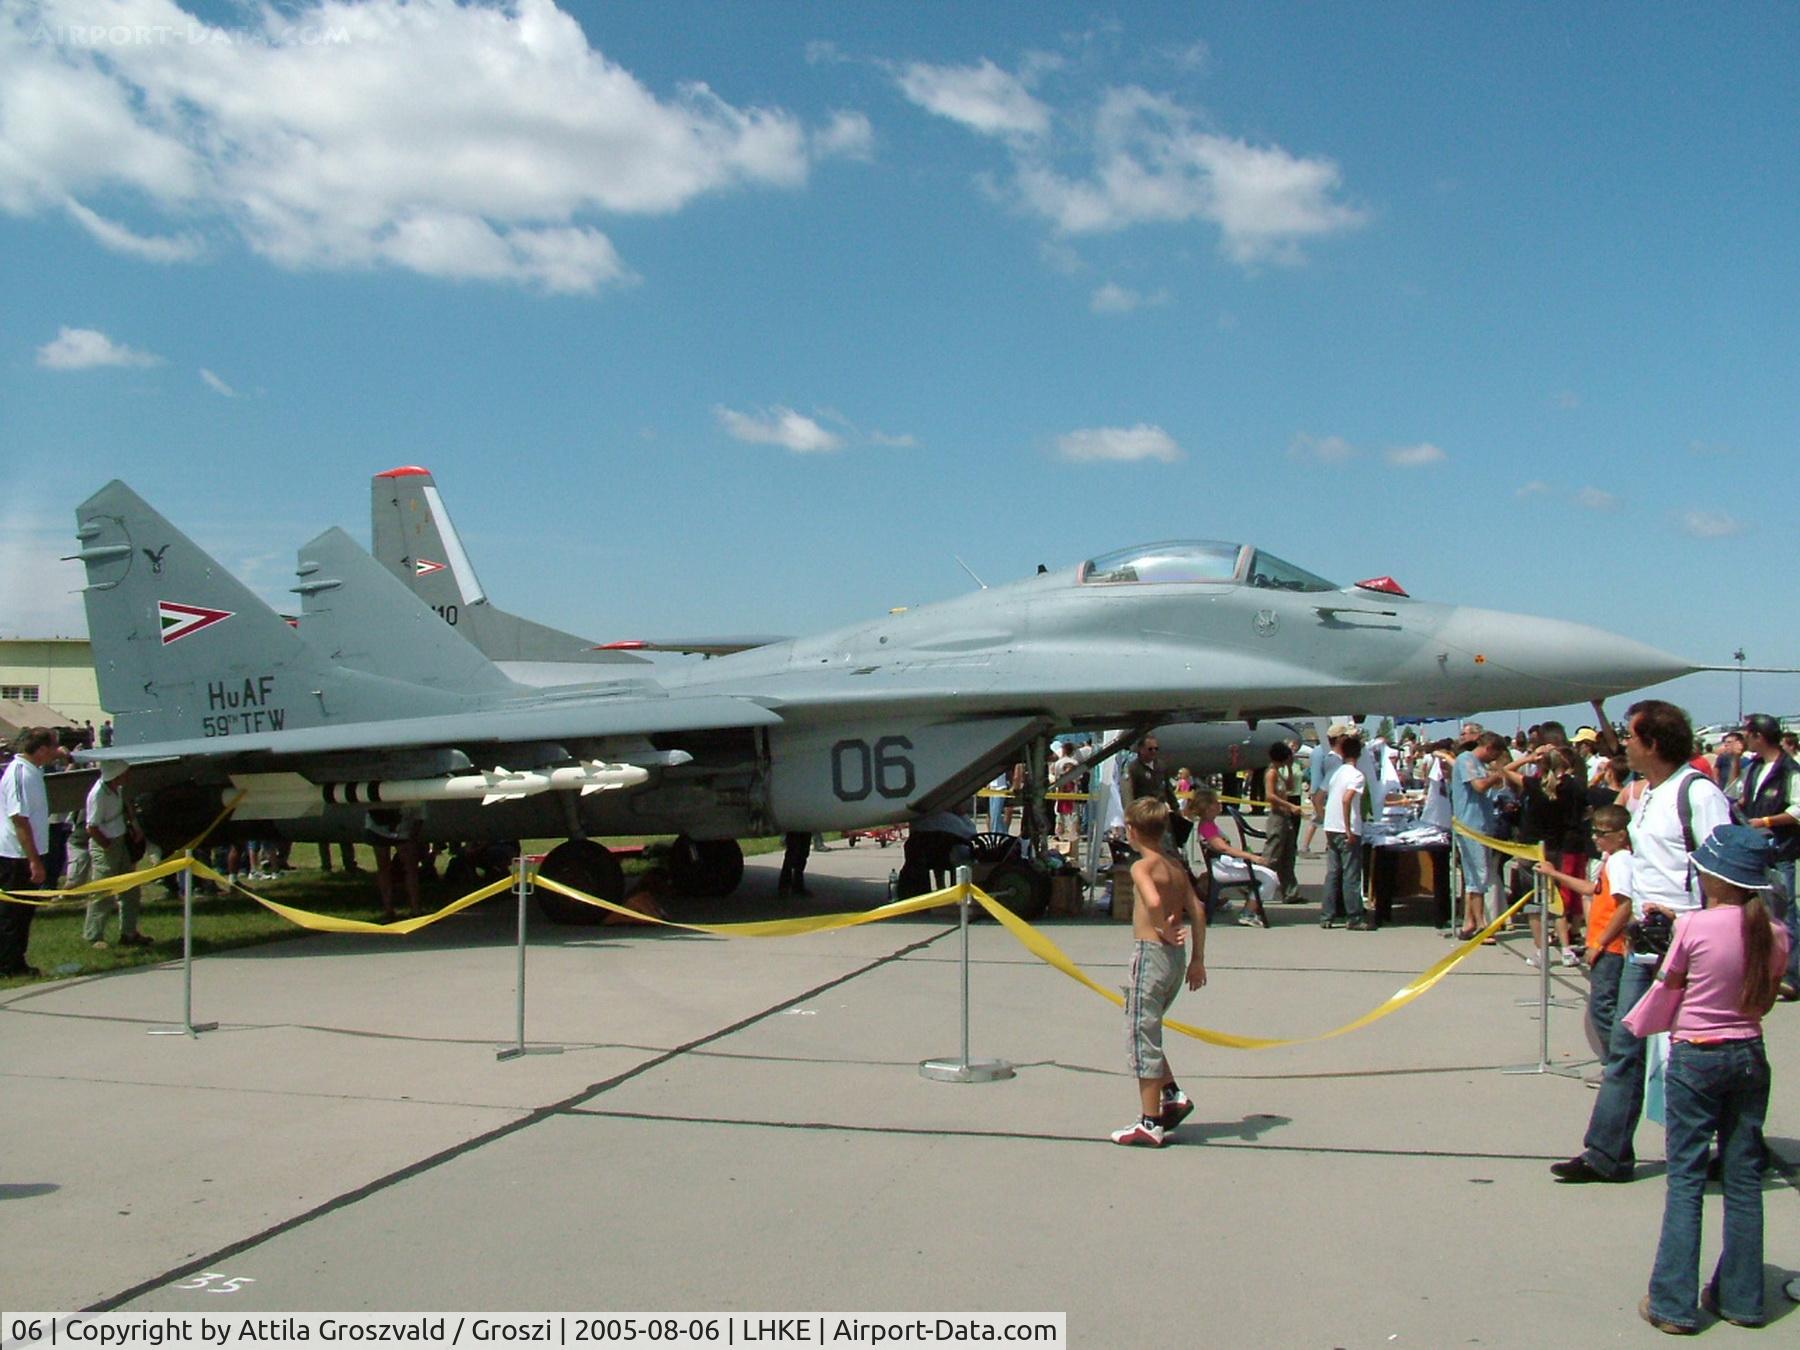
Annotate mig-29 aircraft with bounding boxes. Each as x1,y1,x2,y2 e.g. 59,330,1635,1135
72,481,1696,920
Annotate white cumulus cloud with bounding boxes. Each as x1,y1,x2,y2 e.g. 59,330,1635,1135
715,405,845,454
35,326,162,369
813,110,874,160
62,198,203,262
1009,87,1365,265
1515,480,1551,499
1575,485,1619,512
1679,509,1747,539
1384,442,1446,468
1055,423,1181,464
199,368,236,397
895,58,1050,139
2,0,863,293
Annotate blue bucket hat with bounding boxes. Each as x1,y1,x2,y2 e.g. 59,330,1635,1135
1691,824,1775,891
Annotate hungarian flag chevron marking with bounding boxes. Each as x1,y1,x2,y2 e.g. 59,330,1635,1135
157,600,234,645
414,558,447,576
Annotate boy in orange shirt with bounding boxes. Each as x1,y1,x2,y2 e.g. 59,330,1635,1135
1537,803,1635,1050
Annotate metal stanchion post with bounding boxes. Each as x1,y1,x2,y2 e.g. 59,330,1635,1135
920,866,1014,1083
497,855,562,1063
1446,830,1461,939
1506,871,1580,1078
150,853,217,1038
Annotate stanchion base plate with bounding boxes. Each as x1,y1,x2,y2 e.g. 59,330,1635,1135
919,1058,1014,1083
496,1045,565,1062
148,1022,218,1037
1501,1062,1585,1078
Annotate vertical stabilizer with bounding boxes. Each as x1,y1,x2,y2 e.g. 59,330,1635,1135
74,481,470,747
371,466,643,666
294,527,518,695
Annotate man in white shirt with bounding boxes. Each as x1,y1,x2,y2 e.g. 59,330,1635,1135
1552,700,1731,1184
1050,742,1082,841
1304,726,1347,853
1,728,63,977
82,762,151,949
1321,733,1373,930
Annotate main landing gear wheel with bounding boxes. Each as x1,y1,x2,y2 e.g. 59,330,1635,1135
977,859,1051,922
534,839,623,925
670,837,745,898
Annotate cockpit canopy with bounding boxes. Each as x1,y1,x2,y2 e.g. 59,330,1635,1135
1078,541,1338,593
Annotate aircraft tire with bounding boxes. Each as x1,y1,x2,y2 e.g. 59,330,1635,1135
978,859,1050,922
535,839,624,925
670,837,744,898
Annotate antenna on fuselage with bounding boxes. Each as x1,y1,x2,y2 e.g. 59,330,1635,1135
954,556,987,590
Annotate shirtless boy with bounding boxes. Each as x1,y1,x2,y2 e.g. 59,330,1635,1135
1113,797,1209,1147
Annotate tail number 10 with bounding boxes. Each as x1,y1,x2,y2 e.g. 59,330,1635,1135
831,736,915,801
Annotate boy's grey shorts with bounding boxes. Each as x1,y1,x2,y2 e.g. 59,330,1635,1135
1124,939,1185,1080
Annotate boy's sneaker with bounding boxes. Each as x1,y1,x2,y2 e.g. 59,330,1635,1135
1237,910,1258,926
1159,1092,1195,1130
1560,947,1582,967
1110,1118,1167,1148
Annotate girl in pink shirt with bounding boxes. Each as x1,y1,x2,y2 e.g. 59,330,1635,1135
1639,825,1788,1334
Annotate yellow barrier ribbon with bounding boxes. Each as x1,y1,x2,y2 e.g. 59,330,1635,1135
180,791,246,854
11,843,1537,1049
1,855,197,906
1451,820,1546,863
192,863,518,934
533,875,964,935
967,885,1533,1050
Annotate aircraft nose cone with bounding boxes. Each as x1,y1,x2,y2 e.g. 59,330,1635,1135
1433,607,1695,701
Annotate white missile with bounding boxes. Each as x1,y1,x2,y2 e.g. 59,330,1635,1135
227,762,649,819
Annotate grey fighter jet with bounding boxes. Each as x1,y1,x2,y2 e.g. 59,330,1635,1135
71,486,1695,918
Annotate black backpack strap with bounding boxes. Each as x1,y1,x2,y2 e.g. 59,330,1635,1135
1676,768,1699,855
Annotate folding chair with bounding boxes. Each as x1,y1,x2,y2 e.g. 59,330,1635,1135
1200,844,1260,919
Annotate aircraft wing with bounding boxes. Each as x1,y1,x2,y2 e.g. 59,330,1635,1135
596,636,791,657
86,693,783,766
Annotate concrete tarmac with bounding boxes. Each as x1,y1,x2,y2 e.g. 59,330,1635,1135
3,838,1795,1346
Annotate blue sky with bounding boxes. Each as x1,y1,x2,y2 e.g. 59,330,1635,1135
2,0,1795,732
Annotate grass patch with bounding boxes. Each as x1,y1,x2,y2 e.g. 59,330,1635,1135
0,834,801,990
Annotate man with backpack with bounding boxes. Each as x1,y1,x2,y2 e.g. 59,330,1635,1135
1737,713,1799,1001
1552,700,1731,1184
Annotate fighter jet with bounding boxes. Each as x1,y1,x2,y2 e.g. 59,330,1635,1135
71,487,1696,919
